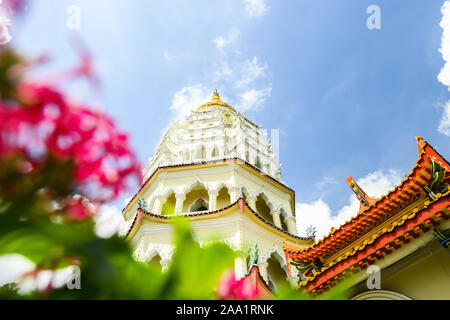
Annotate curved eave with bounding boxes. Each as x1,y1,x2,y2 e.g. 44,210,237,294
122,157,295,217
124,198,313,245
284,137,450,259
296,191,450,294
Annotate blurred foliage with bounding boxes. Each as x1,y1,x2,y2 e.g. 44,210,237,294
0,48,25,101
0,217,236,299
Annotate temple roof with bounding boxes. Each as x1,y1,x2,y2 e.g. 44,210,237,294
195,90,237,113
124,196,314,245
283,136,450,294
124,157,295,216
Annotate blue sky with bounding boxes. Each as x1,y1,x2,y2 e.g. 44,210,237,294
9,0,450,236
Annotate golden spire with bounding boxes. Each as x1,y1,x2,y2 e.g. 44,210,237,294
195,89,236,112
211,89,220,101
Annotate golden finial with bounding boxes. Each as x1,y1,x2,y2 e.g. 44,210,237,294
195,89,236,112
212,89,220,101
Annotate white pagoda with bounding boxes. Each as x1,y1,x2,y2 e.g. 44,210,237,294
122,91,313,288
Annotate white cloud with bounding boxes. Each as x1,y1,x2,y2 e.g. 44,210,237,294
235,56,268,89
233,57,271,110
438,94,450,136
95,204,127,238
238,87,271,111
169,30,272,118
213,29,239,53
243,0,268,17
314,177,338,190
296,169,402,240
212,54,272,111
437,2,450,136
214,62,233,82
169,84,212,120
438,1,450,89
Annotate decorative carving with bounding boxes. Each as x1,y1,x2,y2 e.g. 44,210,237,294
248,243,259,269
434,228,450,248
305,225,317,238
290,259,322,282
424,158,449,200
137,198,148,211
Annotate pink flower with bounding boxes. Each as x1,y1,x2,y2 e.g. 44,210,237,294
65,195,96,221
217,271,259,300
1,0,28,16
0,84,142,204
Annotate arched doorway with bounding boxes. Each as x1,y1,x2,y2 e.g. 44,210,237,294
266,252,288,291
183,182,209,213
161,192,176,215
216,186,231,209
255,193,273,224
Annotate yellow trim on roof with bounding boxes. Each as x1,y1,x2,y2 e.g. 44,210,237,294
122,158,295,216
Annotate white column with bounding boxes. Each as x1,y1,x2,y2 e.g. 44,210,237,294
175,193,185,214
271,209,282,228
208,190,218,211
247,196,257,210
230,187,239,203
154,196,163,215
285,216,297,235
234,256,247,280
161,258,171,272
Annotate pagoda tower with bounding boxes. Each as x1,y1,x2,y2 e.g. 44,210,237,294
122,91,313,288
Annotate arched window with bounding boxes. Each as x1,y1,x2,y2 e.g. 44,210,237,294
148,253,162,269
189,197,209,212
202,145,207,158
216,186,231,209
183,182,209,212
255,194,273,224
245,138,250,162
280,208,288,231
255,156,262,169
266,252,288,291
161,192,176,215
211,146,218,158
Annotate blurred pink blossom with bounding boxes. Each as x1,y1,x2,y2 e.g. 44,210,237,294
217,271,259,300
65,195,96,221
1,0,28,16
0,84,142,203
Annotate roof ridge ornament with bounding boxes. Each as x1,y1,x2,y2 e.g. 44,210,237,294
415,136,426,155
346,174,377,213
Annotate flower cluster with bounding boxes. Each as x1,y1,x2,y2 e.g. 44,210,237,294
0,83,141,204
217,271,259,300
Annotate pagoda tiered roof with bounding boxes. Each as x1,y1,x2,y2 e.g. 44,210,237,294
124,196,314,244
284,137,450,295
